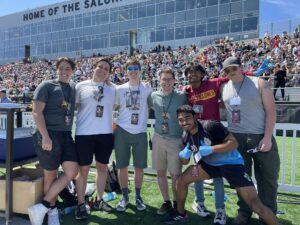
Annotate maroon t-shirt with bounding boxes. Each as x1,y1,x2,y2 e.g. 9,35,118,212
183,77,228,121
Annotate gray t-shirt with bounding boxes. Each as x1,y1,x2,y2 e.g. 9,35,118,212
33,80,76,131
149,90,187,138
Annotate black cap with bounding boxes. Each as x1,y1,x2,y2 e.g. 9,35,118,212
222,57,241,71
0,89,6,93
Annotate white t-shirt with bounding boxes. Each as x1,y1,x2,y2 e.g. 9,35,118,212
115,82,152,134
75,80,116,135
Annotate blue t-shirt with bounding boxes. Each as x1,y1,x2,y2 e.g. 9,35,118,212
183,120,244,166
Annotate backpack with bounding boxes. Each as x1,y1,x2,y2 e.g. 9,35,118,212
105,161,121,193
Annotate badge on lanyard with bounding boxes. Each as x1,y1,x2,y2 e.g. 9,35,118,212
193,104,203,114
161,122,169,134
229,96,241,106
232,110,241,123
96,105,104,118
65,114,72,126
131,113,139,125
161,112,170,120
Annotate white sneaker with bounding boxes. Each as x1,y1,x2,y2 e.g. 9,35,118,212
192,201,210,217
28,203,49,225
48,208,60,225
214,208,227,225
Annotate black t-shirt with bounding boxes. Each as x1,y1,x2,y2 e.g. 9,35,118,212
274,70,286,84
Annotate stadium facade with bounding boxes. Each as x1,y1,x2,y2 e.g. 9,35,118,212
0,0,259,64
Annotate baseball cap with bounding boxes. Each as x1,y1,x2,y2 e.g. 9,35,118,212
0,89,6,93
222,57,241,71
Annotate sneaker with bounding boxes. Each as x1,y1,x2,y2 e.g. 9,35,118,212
157,202,173,215
93,199,113,213
116,198,129,212
232,212,251,225
28,203,49,225
214,208,227,225
48,208,60,225
164,211,190,224
192,201,210,217
75,204,88,220
136,197,146,211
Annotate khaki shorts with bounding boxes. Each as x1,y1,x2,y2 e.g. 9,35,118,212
152,133,183,175
114,126,148,169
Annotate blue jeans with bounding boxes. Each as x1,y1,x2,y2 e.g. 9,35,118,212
194,177,225,209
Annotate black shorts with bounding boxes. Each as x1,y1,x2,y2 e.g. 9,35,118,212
75,134,114,166
32,130,78,171
200,161,254,188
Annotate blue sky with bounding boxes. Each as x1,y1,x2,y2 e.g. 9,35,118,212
0,0,299,23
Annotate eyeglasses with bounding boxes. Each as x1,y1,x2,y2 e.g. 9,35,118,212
224,67,238,74
127,65,140,71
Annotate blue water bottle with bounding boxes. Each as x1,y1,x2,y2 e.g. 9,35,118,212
103,192,117,202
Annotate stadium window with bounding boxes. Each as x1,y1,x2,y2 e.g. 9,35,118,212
175,11,185,23
185,10,195,21
244,0,259,12
150,30,156,42
185,25,195,38
83,16,91,26
243,17,258,31
196,8,207,19
231,18,242,32
219,20,230,34
196,0,206,8
219,3,230,16
156,14,174,26
207,6,218,18
110,36,119,47
220,0,230,4
156,29,165,42
119,35,129,46
176,0,185,11
110,11,119,22
196,23,206,37
175,27,184,39
156,3,165,15
207,0,218,6
165,28,174,40
230,1,242,14
166,1,175,13
207,22,218,35
186,0,196,9
147,5,155,17
138,6,147,18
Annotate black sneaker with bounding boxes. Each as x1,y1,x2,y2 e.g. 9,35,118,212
93,199,113,213
157,202,172,215
164,211,190,224
75,204,88,220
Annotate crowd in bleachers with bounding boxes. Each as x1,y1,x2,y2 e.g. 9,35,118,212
1,27,300,102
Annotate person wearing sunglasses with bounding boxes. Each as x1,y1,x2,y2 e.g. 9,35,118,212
221,57,279,225
114,59,152,212
74,58,116,220
182,64,228,225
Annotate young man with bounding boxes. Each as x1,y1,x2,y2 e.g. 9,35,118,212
149,68,187,215
28,57,78,225
0,89,12,103
221,57,280,225
74,58,116,220
164,105,278,225
183,64,228,224
114,59,152,212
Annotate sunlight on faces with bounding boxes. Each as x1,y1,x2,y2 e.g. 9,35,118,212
177,112,197,132
224,66,241,77
57,61,74,83
126,65,140,81
187,71,203,84
94,61,111,81
160,72,175,93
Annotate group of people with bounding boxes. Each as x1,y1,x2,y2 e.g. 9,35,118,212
26,54,280,225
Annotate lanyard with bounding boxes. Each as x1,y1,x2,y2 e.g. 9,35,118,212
129,82,140,108
233,76,245,98
162,90,174,120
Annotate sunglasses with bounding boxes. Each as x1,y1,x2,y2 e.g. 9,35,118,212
127,65,140,71
224,67,238,74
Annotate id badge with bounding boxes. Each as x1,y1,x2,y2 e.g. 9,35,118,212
96,105,104,118
230,96,241,106
65,115,72,126
232,110,241,123
193,104,203,114
190,165,199,177
161,122,169,134
131,113,139,125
